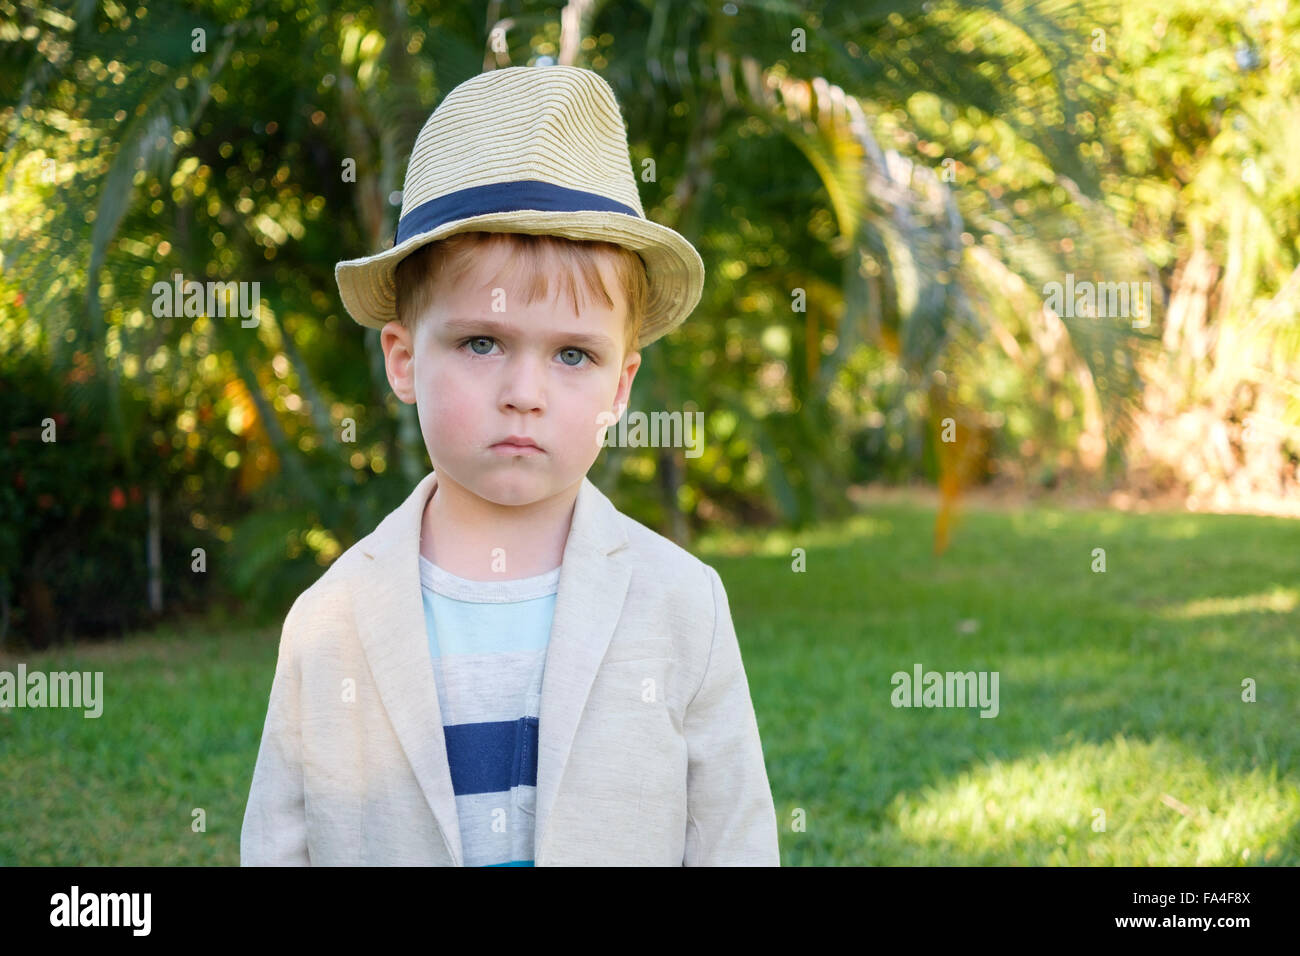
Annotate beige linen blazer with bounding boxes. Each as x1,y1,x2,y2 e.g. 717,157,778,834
240,469,780,866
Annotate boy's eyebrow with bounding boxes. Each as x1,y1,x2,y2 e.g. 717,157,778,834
439,317,616,352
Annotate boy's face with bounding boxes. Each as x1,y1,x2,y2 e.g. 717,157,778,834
380,241,641,508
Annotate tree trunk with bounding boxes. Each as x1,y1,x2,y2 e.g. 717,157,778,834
147,486,162,614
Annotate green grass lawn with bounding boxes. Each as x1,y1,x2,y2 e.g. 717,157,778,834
2,500,1297,865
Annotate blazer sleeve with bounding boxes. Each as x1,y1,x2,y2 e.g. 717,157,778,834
240,594,311,866
682,565,781,865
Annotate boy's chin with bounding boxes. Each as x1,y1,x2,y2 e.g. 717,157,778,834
464,469,568,507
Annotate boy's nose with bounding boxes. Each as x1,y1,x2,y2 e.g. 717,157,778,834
499,353,547,413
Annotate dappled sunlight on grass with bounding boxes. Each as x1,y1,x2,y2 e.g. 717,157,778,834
1156,587,1299,621
1094,514,1130,536
1004,507,1210,543
1141,517,1207,541
995,648,1134,681
880,736,1298,865
696,513,894,558
1007,508,1070,537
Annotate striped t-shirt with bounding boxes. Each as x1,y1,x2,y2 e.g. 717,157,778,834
418,554,558,867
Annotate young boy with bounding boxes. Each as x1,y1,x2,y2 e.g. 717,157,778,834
240,65,779,866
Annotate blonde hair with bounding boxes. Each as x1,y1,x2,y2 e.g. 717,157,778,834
394,231,647,357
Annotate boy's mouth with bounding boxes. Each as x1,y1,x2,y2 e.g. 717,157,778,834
491,435,544,455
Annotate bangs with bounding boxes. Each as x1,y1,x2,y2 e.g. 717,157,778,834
394,231,647,354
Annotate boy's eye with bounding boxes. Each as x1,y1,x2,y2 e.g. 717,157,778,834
460,337,592,367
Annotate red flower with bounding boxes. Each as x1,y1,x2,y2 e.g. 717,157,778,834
14,292,24,307
14,472,26,490
129,485,141,503
110,487,126,510
37,493,54,509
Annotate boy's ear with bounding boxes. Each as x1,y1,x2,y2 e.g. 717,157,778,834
613,348,642,412
380,320,417,404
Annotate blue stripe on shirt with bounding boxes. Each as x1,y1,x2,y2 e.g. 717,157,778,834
443,716,539,794
419,555,558,866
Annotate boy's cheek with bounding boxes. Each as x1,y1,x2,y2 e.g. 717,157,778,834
418,392,486,451
414,367,471,417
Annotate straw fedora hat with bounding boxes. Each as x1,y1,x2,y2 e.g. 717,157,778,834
334,65,706,350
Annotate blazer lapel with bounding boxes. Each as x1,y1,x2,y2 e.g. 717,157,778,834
353,469,464,865
534,475,631,864
354,469,632,868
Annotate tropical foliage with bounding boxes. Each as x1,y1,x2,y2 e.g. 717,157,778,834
1,0,1296,641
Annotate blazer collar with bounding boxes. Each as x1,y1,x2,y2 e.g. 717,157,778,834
353,469,632,866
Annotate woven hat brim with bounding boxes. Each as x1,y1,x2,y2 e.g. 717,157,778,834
335,211,704,350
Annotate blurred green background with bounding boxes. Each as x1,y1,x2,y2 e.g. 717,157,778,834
1,0,1297,865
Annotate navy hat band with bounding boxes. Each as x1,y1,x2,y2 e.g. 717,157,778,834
394,180,641,247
